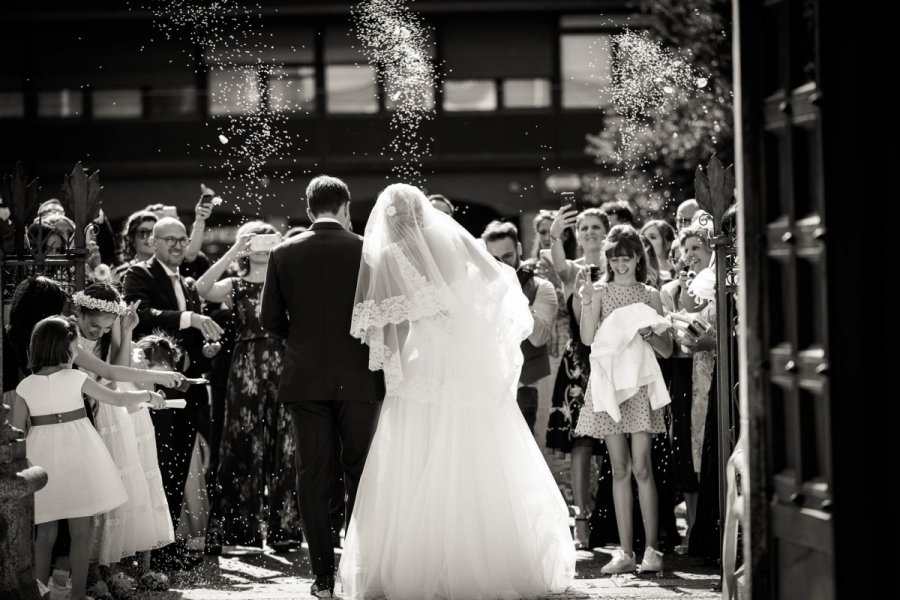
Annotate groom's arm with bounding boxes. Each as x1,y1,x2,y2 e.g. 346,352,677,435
260,251,289,338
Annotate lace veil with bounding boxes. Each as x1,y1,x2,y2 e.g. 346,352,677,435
350,183,533,394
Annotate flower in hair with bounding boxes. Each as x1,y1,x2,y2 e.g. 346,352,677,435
385,204,397,217
71,290,128,316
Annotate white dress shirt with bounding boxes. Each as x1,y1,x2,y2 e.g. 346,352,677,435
158,260,192,330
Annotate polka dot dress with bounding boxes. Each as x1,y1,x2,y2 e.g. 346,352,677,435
574,282,667,437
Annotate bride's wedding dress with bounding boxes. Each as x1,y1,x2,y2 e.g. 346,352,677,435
339,184,574,600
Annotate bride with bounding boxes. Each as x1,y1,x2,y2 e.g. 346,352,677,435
339,184,575,599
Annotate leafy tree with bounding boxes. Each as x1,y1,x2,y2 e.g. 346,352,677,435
585,0,733,220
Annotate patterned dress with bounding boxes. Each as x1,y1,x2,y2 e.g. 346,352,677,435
571,283,679,551
214,278,301,546
574,283,666,437
546,295,603,455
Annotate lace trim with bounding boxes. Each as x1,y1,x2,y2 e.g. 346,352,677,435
351,245,452,389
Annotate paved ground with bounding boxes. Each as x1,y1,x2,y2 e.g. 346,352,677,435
127,544,721,599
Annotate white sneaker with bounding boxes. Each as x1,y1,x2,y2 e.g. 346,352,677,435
46,572,71,600
601,548,636,574
639,546,664,573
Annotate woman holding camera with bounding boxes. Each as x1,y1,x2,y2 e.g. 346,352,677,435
543,207,609,549
196,221,302,551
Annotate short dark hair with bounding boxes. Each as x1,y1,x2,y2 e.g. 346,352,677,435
604,224,648,283
427,194,455,215
481,220,520,245
306,175,351,216
28,315,79,370
599,200,636,226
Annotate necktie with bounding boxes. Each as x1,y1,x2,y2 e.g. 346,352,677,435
170,274,187,312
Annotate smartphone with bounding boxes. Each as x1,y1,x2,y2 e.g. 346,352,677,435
249,233,281,253
559,191,578,213
589,265,602,282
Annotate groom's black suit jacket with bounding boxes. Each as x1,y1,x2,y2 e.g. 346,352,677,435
260,221,384,404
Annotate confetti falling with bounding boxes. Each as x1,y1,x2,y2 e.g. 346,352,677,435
584,27,727,216
608,29,698,168
138,0,304,215
352,0,440,185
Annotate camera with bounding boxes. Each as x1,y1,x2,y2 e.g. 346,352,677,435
159,206,178,219
589,265,602,282
249,233,281,253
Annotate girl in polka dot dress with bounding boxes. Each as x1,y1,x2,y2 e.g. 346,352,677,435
575,225,673,575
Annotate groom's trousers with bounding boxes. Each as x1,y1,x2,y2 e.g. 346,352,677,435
288,399,380,575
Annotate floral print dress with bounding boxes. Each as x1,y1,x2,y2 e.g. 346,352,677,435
214,277,301,546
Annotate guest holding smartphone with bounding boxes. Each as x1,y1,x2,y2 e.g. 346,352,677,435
196,221,302,552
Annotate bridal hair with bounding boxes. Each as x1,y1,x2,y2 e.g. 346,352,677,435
306,175,351,216
603,224,648,283
28,315,80,370
72,283,128,316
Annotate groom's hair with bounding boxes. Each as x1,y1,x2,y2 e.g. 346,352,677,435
306,175,351,216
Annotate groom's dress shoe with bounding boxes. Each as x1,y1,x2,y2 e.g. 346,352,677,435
311,574,335,598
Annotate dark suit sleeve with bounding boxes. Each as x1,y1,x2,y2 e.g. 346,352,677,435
260,250,289,338
123,265,184,332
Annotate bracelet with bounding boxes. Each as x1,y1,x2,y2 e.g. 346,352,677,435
550,236,561,242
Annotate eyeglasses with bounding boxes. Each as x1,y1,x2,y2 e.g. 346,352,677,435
157,236,190,248
135,229,154,239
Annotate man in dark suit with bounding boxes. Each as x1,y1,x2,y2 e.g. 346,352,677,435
260,176,383,598
123,216,224,571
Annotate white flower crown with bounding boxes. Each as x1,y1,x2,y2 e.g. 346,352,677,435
71,291,128,316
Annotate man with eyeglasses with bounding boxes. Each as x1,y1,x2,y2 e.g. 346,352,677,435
123,216,225,572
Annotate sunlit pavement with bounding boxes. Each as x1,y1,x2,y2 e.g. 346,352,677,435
136,544,721,599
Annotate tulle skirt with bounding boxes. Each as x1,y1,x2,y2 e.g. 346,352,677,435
90,400,173,564
339,384,575,599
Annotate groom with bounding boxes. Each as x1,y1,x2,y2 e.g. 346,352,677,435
260,175,384,598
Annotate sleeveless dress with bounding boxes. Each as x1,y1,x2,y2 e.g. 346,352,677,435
18,369,128,524
79,339,173,564
213,277,301,546
574,282,666,437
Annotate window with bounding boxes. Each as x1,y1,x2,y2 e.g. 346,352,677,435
268,66,316,113
146,87,198,117
561,34,612,108
443,80,497,112
384,74,435,112
503,78,551,109
0,92,24,118
326,65,378,114
93,89,142,119
208,67,261,115
38,90,83,118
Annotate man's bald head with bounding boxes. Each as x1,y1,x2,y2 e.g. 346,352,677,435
676,199,700,231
